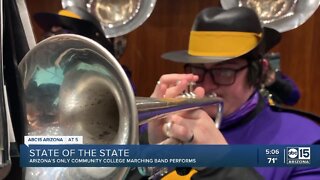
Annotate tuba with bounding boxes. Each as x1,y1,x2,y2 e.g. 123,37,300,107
19,34,224,179
220,0,320,32
61,0,157,38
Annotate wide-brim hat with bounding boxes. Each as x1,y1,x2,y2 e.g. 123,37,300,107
34,7,115,55
162,7,281,64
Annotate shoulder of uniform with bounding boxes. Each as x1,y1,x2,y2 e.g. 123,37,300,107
270,104,320,124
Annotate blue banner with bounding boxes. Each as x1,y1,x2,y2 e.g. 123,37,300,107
20,145,320,167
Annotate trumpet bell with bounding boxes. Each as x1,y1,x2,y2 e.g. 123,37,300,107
220,0,320,32
62,0,157,37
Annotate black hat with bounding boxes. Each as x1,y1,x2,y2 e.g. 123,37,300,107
34,7,115,55
162,7,281,64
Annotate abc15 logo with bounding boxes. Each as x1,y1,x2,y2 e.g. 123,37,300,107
287,147,311,160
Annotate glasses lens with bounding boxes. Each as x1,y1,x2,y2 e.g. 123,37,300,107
211,69,235,85
185,65,205,82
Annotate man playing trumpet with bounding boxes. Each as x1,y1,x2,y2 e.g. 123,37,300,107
148,7,320,180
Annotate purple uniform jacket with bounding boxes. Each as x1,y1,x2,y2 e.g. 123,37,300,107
221,99,320,180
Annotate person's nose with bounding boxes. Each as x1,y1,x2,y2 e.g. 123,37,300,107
201,72,219,91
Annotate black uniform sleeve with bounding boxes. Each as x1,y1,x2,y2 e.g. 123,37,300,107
266,71,300,105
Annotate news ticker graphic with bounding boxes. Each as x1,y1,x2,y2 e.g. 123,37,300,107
20,144,320,167
24,136,83,146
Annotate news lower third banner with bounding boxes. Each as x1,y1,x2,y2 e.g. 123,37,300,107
20,144,320,167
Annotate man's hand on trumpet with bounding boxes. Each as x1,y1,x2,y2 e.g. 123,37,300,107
148,73,227,145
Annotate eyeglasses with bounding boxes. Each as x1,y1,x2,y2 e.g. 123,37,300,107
184,64,248,86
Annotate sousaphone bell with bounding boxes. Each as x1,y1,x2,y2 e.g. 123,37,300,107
61,0,157,38
220,0,320,32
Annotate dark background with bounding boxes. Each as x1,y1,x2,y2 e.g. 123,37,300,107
25,0,320,116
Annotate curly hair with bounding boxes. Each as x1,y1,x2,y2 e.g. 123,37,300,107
246,58,264,88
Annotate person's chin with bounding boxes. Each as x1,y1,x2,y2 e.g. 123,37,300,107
203,106,218,117
203,104,232,118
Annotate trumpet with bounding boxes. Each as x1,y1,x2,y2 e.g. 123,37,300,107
19,34,223,179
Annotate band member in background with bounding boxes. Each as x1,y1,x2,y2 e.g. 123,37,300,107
33,7,137,94
148,7,320,179
260,53,301,106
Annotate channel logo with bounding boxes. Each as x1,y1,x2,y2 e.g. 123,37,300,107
286,147,311,165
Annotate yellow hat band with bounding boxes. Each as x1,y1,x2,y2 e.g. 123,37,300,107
58,9,81,20
188,31,262,57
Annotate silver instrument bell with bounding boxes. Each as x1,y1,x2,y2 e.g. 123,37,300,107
61,0,157,38
220,0,320,32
